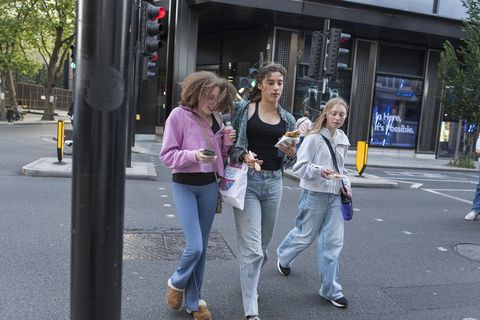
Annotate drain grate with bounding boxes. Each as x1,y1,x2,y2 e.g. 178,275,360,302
453,243,480,262
123,229,235,261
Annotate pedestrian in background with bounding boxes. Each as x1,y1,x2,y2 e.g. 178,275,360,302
230,63,296,320
159,71,237,320
295,110,312,149
276,97,352,309
465,134,480,221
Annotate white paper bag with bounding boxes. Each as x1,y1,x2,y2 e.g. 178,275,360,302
219,161,248,210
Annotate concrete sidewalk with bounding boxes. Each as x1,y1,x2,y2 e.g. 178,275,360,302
0,109,70,125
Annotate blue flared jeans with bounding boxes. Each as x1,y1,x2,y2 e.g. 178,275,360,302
169,181,218,312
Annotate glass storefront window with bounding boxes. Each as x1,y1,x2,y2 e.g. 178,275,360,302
370,75,423,148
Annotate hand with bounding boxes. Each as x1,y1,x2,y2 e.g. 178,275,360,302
276,140,296,157
229,129,236,142
223,129,237,144
195,150,217,162
341,186,352,198
244,151,263,170
321,168,337,179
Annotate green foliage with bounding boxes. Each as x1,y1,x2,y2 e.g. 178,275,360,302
0,0,75,84
439,0,480,124
448,154,476,168
0,0,40,76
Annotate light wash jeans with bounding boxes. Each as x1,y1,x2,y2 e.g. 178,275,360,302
170,181,218,312
277,189,345,300
233,168,283,317
472,167,480,212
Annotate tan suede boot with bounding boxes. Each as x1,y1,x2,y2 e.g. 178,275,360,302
166,279,183,310
188,299,211,320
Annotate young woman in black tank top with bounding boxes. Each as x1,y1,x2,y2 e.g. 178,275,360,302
230,63,296,320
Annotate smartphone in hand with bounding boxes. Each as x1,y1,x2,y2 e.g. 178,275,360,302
200,149,216,157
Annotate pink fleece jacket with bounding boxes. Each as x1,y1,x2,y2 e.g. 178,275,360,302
159,106,229,177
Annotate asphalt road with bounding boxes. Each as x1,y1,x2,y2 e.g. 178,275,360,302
1,124,479,320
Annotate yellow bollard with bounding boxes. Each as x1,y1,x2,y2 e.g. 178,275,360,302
356,140,368,176
56,120,65,164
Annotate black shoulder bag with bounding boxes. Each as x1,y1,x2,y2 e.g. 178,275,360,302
320,134,353,221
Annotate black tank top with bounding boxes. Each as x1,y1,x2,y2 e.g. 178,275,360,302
247,102,286,171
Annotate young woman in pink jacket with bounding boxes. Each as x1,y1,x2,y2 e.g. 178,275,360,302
160,71,236,320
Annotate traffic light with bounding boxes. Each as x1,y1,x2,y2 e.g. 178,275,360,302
140,1,167,80
308,31,325,79
70,45,76,69
324,28,351,79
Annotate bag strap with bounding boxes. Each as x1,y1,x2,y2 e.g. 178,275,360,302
195,114,219,180
320,134,346,189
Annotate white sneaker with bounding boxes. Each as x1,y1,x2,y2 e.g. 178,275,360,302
464,210,479,221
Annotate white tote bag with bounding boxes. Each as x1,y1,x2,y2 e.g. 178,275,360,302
219,161,248,210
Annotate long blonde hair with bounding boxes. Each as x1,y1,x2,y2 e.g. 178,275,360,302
309,97,349,134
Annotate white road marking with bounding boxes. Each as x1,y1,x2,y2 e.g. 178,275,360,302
422,188,475,192
391,177,475,183
436,247,448,252
410,183,423,189
161,194,168,198
402,231,413,235
375,218,384,222
158,187,165,190
284,186,293,190
167,214,175,218
384,171,448,178
422,189,472,204
353,208,360,211
163,204,172,207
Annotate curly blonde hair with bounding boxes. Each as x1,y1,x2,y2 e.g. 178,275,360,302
309,97,349,134
179,71,237,113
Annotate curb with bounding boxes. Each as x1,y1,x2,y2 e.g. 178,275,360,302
21,157,157,180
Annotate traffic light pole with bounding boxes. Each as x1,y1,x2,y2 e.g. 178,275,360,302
127,0,143,168
70,0,131,319
319,19,330,102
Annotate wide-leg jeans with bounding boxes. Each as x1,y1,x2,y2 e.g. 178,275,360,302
233,169,283,316
277,189,344,300
170,181,218,312
472,166,480,212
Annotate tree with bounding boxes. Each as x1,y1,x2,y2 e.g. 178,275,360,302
0,0,41,120
24,0,76,120
439,0,480,159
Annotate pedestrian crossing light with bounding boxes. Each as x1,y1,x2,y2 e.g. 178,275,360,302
325,28,351,79
70,45,76,69
140,2,167,80
308,31,325,80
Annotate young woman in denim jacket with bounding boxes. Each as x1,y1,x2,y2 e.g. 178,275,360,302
276,97,352,309
160,71,237,320
230,63,296,320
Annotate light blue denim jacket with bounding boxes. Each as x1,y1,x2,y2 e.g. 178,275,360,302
230,98,296,165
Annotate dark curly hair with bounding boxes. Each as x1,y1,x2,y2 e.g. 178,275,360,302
248,63,287,103
179,71,237,113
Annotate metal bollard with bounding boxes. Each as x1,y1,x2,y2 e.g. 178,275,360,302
356,140,369,176
56,120,65,164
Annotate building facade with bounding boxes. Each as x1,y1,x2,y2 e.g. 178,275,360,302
157,0,467,158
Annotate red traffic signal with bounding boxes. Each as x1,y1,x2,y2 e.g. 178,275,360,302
140,2,168,80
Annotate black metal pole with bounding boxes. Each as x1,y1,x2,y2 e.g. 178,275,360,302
127,0,141,168
70,0,130,318
165,0,176,118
